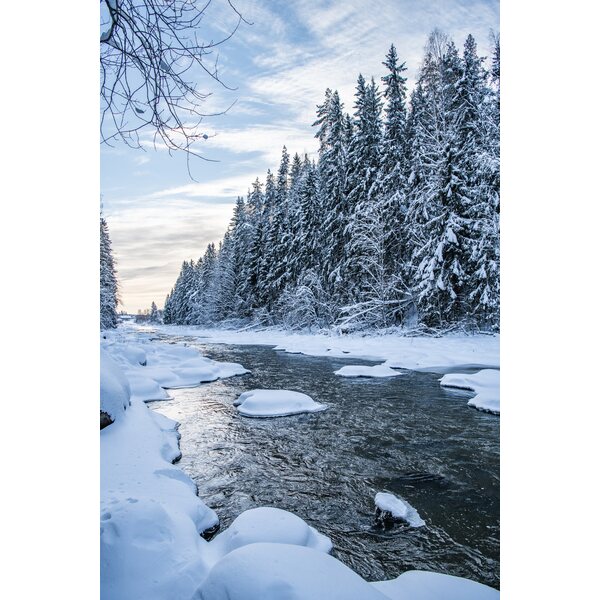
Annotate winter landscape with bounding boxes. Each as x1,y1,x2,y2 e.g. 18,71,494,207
101,1,499,599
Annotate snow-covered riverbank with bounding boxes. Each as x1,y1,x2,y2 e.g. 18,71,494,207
101,327,499,598
153,324,500,413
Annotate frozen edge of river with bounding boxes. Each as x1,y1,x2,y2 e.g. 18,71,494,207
101,328,499,599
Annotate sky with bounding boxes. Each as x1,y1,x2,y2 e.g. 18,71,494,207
101,0,499,313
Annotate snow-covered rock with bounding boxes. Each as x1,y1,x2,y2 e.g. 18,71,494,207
194,543,390,600
100,349,131,427
205,507,332,564
335,364,403,378
126,373,172,403
234,389,327,417
375,492,425,528
440,369,500,414
371,570,499,600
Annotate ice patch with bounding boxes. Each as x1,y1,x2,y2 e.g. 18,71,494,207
234,389,327,417
335,364,403,378
375,492,425,527
440,369,500,414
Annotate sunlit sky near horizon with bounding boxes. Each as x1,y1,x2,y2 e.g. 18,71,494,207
101,0,499,314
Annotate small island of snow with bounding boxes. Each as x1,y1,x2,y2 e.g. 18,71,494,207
234,389,327,418
334,364,403,378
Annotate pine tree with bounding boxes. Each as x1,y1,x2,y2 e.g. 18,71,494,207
100,217,119,329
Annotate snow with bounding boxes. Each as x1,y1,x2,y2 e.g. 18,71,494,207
102,331,249,401
204,507,332,564
101,385,218,600
375,492,425,527
101,325,498,598
194,543,391,600
335,364,403,378
440,369,500,414
155,324,499,372
100,349,130,422
371,570,499,599
234,389,327,417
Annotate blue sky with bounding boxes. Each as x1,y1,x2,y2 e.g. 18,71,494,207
101,0,499,313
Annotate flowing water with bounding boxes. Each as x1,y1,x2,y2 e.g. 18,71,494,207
151,334,499,589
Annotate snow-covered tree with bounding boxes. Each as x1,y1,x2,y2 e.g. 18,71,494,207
100,217,119,329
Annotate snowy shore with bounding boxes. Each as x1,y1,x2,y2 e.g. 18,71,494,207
101,327,499,598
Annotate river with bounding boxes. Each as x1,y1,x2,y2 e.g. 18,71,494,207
151,334,499,589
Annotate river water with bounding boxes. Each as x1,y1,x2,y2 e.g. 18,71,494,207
151,335,499,589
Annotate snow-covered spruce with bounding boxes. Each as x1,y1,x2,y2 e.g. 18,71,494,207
234,389,327,417
375,492,425,528
335,364,403,378
440,369,500,414
163,33,499,333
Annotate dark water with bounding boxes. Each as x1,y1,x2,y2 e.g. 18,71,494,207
152,335,499,589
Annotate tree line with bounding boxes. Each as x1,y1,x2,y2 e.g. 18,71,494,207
163,30,500,333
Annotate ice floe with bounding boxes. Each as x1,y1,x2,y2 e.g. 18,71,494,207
234,389,327,417
335,364,403,378
375,492,425,528
440,369,500,414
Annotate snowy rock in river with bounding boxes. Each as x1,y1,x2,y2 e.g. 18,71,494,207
334,364,403,378
375,492,425,528
234,389,327,417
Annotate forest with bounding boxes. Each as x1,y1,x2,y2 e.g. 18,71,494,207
159,30,500,333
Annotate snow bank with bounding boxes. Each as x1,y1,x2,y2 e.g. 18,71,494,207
154,324,499,372
440,369,500,414
375,492,425,528
102,333,249,402
234,389,327,417
371,570,499,599
195,543,390,600
205,507,332,564
101,397,218,600
100,349,131,425
335,364,403,378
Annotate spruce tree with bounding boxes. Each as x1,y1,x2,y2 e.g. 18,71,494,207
100,217,119,329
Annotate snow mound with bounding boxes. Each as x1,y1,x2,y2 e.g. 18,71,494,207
234,389,327,417
100,349,131,425
102,338,249,397
440,369,499,414
101,397,218,600
195,543,390,600
375,492,425,527
335,364,403,378
126,373,172,403
371,570,499,600
206,507,332,563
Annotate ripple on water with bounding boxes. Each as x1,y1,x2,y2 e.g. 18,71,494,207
152,337,500,589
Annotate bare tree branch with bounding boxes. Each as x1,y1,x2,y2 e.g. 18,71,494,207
100,0,244,170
